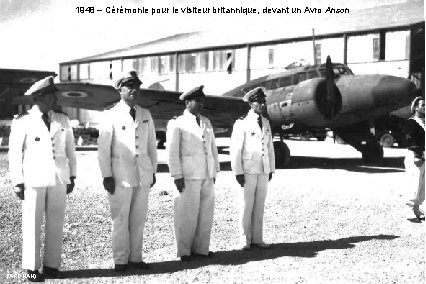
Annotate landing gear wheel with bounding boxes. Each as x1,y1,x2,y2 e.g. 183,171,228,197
361,142,384,164
274,141,290,168
379,132,394,148
316,133,327,141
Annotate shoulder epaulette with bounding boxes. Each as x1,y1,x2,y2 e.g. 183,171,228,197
53,109,68,116
105,101,118,110
13,111,28,120
238,114,247,120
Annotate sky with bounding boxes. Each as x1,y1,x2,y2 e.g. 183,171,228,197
0,0,412,73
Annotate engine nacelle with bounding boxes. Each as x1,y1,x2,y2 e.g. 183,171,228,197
267,78,342,127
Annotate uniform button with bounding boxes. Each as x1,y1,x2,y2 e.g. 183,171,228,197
136,154,139,157
136,146,139,149
135,136,139,139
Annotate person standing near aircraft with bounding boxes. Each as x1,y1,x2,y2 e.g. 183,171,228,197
404,96,425,219
230,86,275,250
167,85,220,261
98,71,157,272
8,76,76,282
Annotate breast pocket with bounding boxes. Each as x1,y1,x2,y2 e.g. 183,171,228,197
113,123,134,156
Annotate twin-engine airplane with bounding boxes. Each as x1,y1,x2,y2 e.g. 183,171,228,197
9,56,417,167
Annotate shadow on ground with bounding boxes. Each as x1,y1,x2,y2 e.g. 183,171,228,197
285,156,405,173
64,234,398,279
157,156,405,173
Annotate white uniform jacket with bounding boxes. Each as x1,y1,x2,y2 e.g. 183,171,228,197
231,109,275,175
98,101,158,187
167,110,220,180
9,106,77,187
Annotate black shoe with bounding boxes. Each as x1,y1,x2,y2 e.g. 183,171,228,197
114,264,127,273
180,255,192,262
191,251,215,258
128,261,151,270
43,266,64,279
26,270,44,282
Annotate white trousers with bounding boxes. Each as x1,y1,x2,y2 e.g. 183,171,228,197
239,174,268,246
22,184,67,270
405,151,425,206
108,185,149,264
174,179,215,257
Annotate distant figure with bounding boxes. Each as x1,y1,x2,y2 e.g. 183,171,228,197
404,96,425,219
98,71,157,272
230,87,275,250
167,85,220,261
8,76,76,282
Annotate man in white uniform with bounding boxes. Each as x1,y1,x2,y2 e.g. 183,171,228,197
167,86,220,261
230,86,275,250
9,76,76,282
98,71,157,272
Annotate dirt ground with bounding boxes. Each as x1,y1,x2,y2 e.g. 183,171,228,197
0,138,424,283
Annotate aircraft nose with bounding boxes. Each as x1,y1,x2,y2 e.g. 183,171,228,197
373,76,417,108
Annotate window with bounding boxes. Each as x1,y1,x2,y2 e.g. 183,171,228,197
141,57,150,74
213,50,223,71
373,37,380,60
279,77,292,87
200,52,209,72
151,57,159,73
169,55,175,73
266,79,279,90
268,49,274,67
307,70,319,79
226,52,233,73
315,44,321,64
132,59,139,71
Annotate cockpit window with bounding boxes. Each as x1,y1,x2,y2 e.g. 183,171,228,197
318,65,354,77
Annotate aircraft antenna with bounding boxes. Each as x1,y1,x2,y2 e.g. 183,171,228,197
312,28,317,65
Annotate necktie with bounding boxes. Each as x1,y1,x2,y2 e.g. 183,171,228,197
258,115,263,129
196,115,200,126
42,113,50,131
130,107,136,121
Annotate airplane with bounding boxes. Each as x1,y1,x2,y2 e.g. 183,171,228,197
9,56,417,168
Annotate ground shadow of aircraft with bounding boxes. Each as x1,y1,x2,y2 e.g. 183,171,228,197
157,156,405,174
62,234,398,279
285,156,405,173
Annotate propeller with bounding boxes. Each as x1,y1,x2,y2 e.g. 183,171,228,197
325,55,336,119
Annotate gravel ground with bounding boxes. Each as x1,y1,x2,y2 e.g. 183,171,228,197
0,138,424,283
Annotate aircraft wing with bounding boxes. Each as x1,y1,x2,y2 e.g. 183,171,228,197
134,88,249,128
0,69,56,96
12,82,248,129
0,69,56,116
